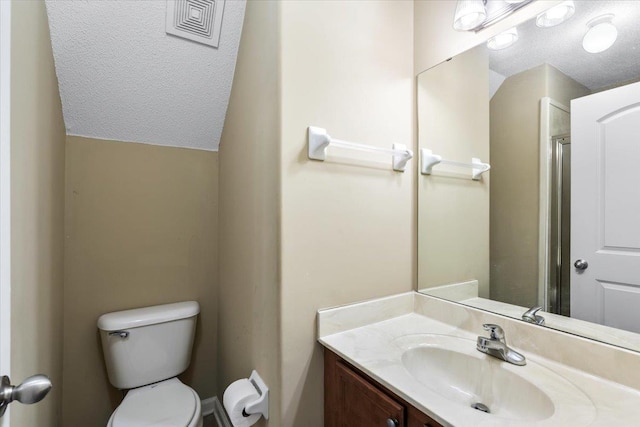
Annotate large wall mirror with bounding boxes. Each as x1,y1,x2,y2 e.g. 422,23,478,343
417,0,640,352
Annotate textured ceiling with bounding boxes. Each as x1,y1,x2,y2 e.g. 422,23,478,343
489,1,640,90
46,0,246,151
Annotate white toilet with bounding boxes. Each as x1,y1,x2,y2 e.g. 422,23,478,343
97,301,203,427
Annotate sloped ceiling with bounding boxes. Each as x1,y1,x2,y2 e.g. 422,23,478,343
46,0,246,151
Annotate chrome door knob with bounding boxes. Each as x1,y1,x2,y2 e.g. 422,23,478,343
0,374,52,417
574,259,589,270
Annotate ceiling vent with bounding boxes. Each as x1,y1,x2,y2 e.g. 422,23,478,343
165,0,225,48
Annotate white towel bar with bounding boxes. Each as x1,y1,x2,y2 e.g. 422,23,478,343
308,126,413,172
420,148,490,180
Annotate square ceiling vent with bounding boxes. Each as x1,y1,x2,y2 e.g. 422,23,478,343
166,0,225,48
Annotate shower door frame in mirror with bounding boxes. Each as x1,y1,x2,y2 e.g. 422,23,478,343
538,97,571,314
416,0,640,354
547,134,570,316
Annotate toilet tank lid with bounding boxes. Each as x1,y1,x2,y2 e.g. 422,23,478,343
97,301,200,331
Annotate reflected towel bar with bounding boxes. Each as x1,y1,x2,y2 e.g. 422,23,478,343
308,126,413,172
420,148,490,180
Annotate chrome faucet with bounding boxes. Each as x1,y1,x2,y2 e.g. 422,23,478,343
522,306,545,325
476,324,526,366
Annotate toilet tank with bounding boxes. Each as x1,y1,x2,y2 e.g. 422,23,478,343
97,301,200,390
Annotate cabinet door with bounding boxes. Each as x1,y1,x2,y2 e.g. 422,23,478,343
407,406,442,427
335,361,405,427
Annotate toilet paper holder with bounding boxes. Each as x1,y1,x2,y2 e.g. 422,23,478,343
241,370,269,420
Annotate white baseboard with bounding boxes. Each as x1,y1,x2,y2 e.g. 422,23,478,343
201,396,217,416
211,396,232,427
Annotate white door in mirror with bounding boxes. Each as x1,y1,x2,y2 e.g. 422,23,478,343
571,81,640,332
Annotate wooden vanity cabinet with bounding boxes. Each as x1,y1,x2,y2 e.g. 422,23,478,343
324,349,443,427
407,409,442,427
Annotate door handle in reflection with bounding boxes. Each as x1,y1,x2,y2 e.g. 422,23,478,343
574,259,589,270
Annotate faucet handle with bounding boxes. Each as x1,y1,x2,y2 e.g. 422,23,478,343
482,324,505,340
522,306,545,325
525,306,542,314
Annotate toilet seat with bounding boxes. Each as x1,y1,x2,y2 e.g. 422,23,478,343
107,378,202,427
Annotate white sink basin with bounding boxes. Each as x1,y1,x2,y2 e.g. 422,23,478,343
396,334,596,425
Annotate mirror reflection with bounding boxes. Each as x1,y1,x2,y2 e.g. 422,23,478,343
418,0,640,351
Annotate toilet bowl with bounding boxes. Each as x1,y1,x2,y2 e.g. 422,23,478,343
98,301,202,427
106,378,202,427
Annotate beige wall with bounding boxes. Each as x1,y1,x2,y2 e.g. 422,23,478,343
417,46,490,296
63,136,218,426
279,1,414,426
490,65,589,306
217,1,281,425
490,65,547,306
10,1,65,425
414,0,562,74
546,64,591,107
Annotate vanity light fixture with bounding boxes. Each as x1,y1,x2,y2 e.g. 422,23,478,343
582,14,617,53
453,0,487,31
487,27,519,50
536,0,575,28
453,0,533,32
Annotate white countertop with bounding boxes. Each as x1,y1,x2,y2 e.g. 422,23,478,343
318,292,640,426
